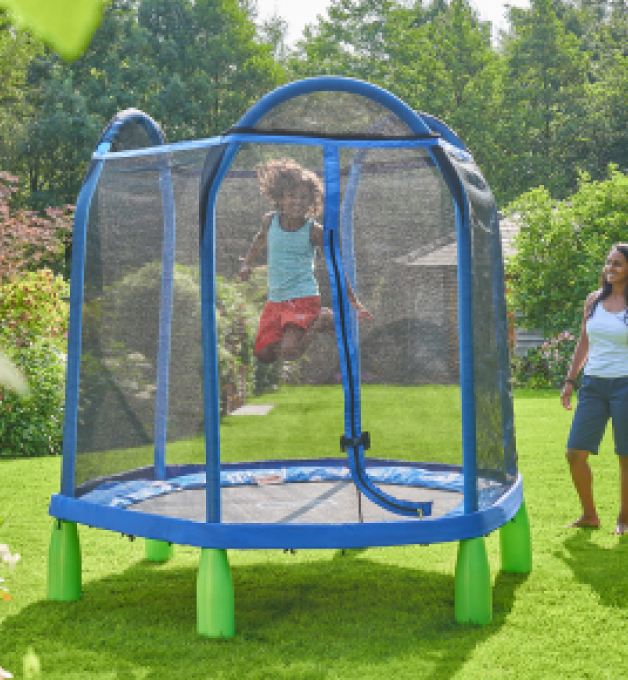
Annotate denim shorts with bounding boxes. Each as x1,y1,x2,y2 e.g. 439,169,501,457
567,375,628,455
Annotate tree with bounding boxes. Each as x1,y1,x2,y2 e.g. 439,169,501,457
506,167,628,336
18,70,102,206
11,0,286,206
385,0,501,177
496,0,590,202
136,0,286,139
0,13,41,194
289,0,397,82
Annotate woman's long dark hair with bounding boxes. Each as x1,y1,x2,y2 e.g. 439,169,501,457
587,243,628,326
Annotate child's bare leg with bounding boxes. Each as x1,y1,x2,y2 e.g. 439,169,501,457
280,325,308,361
255,343,280,364
616,456,628,534
311,307,334,332
280,310,335,362
566,449,600,528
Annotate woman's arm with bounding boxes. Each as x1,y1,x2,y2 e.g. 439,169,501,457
560,292,596,410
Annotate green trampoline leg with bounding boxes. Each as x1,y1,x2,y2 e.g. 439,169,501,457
145,539,173,563
197,549,235,638
48,520,81,601
454,537,492,625
500,501,532,574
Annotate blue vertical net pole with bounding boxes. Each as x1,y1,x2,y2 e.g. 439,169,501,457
429,141,478,515
153,162,176,480
454,199,478,514
489,209,517,476
324,143,431,518
200,143,239,523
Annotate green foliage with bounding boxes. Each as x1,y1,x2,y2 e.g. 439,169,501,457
8,0,286,205
0,269,69,348
290,0,396,82
289,0,625,206
215,273,261,412
496,0,590,201
0,172,73,280
0,269,68,457
507,166,628,335
512,330,577,388
98,261,267,415
0,0,104,60
0,12,41,169
17,71,102,206
1,0,625,211
0,338,65,457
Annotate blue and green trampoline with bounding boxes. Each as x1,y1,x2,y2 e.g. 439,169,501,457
48,76,531,637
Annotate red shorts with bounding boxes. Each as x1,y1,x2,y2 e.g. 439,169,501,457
254,296,321,356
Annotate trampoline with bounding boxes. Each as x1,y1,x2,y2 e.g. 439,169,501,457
48,76,531,637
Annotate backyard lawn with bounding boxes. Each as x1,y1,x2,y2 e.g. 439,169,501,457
1,388,626,679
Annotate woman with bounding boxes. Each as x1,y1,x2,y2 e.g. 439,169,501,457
561,243,628,535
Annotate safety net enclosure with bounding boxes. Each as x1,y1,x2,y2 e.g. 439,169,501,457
49,77,530,634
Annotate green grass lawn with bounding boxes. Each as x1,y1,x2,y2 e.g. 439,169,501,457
76,385,463,484
1,388,627,679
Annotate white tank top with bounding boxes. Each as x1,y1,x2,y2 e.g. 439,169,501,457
584,303,628,378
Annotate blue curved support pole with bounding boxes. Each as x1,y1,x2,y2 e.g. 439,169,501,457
235,76,434,137
323,144,431,518
60,154,107,497
200,143,239,524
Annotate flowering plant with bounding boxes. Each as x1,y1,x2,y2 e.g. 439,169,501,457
0,537,20,680
512,331,577,389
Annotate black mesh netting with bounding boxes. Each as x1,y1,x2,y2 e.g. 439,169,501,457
72,100,515,511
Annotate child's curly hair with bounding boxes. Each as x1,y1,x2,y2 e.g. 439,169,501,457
257,158,323,218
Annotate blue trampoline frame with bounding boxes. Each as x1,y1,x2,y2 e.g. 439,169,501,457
50,76,525,549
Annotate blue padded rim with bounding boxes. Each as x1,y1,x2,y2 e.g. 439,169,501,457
49,463,523,549
76,461,483,508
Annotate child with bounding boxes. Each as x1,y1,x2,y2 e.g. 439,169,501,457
239,157,371,364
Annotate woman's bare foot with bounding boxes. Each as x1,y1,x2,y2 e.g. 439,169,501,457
568,515,600,529
614,517,628,535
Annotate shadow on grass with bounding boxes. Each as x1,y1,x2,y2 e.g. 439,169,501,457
1,555,527,679
557,531,628,610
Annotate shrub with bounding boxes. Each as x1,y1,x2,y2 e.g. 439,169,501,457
0,172,73,283
512,331,577,389
507,167,628,336
0,269,69,348
0,339,66,457
99,262,268,416
0,270,69,457
216,274,260,412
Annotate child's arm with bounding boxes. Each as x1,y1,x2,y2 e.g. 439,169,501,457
239,212,272,281
310,223,374,321
345,284,374,321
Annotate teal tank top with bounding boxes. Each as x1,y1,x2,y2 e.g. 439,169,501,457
267,213,319,302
